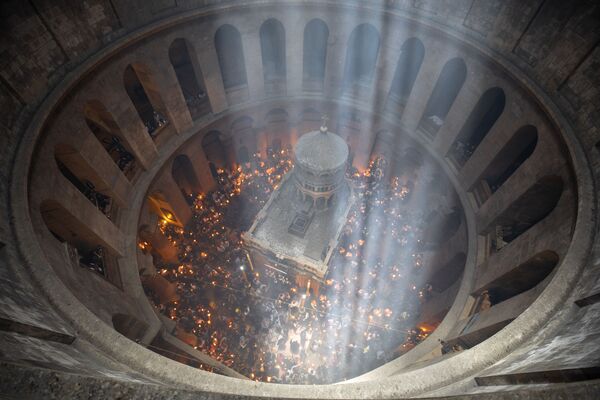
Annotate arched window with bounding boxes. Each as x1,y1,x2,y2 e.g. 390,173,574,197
419,58,467,137
215,25,247,90
260,19,286,83
202,131,227,170
123,64,169,139
343,24,380,89
169,38,210,119
55,145,113,219
489,176,563,251
303,19,329,90
473,125,538,204
171,154,202,203
84,100,137,179
40,199,120,285
448,87,505,166
388,38,425,111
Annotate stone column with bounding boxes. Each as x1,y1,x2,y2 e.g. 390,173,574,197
284,14,304,96
193,33,229,113
432,81,483,156
324,18,351,97
241,26,265,100
221,134,237,168
458,111,528,190
373,41,400,112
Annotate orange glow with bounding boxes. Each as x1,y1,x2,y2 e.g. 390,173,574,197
418,323,436,333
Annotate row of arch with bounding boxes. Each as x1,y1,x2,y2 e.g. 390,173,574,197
117,20,422,131
214,19,324,90
213,20,422,98
65,21,541,244
47,9,554,294
118,19,515,179
54,91,542,245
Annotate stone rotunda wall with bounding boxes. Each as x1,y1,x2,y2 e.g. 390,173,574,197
0,1,599,399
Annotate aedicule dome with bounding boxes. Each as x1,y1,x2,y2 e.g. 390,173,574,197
294,129,349,173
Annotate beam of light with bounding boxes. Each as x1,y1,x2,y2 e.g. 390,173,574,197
140,3,469,385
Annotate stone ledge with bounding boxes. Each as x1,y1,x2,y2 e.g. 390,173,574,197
2,362,600,400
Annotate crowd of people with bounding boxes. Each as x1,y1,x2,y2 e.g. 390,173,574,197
145,110,169,137
102,135,136,177
144,148,437,384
